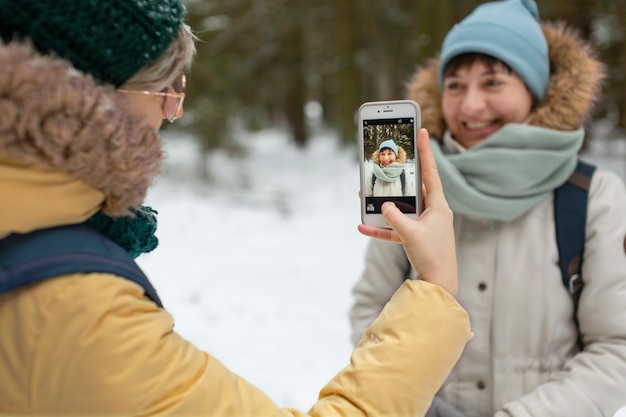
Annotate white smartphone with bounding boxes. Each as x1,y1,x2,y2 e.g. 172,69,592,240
358,100,422,228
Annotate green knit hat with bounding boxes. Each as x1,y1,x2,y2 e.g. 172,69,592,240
0,0,186,87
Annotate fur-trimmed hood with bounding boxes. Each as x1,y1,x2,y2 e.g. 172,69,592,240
0,41,163,216
372,146,407,165
406,22,606,139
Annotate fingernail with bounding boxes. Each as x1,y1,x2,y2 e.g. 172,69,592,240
381,201,396,212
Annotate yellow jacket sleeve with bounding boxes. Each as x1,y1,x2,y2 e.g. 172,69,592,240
313,280,472,417
17,275,470,416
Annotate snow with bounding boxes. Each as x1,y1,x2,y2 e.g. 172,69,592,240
138,128,366,409
137,127,626,414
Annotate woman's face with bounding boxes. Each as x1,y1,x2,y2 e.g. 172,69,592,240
124,92,166,131
441,60,533,149
379,148,397,167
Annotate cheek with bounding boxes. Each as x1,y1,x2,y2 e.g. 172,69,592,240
441,97,457,128
504,89,533,122
501,97,532,123
127,95,163,131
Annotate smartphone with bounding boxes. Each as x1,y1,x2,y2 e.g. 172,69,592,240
358,100,422,228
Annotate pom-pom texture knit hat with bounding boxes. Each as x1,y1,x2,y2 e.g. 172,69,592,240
438,0,549,101
0,0,186,87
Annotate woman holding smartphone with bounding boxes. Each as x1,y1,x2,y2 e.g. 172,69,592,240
0,1,471,415
350,0,626,416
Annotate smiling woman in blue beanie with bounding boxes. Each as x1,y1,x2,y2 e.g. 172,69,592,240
366,139,416,197
0,0,473,415
350,0,626,416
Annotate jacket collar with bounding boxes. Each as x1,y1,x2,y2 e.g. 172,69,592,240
0,158,103,238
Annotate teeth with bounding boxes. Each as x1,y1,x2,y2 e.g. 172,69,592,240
466,121,491,129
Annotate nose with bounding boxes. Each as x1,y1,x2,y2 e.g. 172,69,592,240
460,86,486,115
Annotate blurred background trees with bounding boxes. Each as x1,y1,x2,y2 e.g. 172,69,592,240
175,0,626,174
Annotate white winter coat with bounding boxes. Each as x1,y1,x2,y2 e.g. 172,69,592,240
351,168,626,416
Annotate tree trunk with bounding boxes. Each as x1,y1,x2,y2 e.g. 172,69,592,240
335,0,361,146
283,1,308,147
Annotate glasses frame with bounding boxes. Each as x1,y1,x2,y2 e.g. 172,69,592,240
119,75,186,123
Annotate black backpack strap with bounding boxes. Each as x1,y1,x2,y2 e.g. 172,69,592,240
554,160,595,347
0,224,163,308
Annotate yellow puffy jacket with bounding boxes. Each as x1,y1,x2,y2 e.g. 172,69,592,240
0,160,472,416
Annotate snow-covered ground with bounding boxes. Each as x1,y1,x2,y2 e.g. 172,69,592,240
138,128,365,409
137,127,626,413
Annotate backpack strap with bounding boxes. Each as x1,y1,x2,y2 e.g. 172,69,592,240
554,160,596,295
0,224,163,308
554,159,595,347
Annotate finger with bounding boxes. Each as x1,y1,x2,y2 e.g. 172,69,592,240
357,222,402,243
417,128,447,208
380,201,414,238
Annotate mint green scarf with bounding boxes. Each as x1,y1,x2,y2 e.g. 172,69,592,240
431,124,584,221
373,162,405,182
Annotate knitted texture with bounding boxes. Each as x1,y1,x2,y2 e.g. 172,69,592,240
378,139,399,156
86,206,159,259
0,0,186,87
438,0,549,101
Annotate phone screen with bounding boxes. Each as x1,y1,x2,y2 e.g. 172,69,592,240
361,117,418,214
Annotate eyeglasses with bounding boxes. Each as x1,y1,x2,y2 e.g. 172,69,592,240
119,74,186,123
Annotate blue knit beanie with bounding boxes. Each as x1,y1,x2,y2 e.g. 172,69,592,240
438,0,549,101
379,139,398,156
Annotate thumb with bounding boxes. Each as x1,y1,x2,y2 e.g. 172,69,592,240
380,202,411,236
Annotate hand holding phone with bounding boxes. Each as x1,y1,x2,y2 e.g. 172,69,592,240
358,127,457,296
358,100,422,228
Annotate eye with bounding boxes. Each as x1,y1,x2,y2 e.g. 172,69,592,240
485,78,502,87
444,80,462,91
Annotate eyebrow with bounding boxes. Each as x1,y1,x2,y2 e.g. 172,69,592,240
445,68,507,79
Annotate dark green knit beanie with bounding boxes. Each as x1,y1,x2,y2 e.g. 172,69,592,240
0,0,186,87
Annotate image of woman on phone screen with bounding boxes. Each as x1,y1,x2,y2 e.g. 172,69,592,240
365,139,415,197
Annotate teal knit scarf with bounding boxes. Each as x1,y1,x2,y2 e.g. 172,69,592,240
85,205,159,258
431,123,584,221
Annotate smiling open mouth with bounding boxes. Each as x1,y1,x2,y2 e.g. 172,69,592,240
465,121,495,129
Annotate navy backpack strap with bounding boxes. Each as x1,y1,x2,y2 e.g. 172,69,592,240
0,224,163,308
554,160,596,296
554,159,595,350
